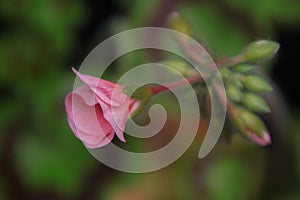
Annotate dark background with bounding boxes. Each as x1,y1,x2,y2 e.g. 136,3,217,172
1,0,300,199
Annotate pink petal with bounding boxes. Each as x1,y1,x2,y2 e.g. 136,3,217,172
72,67,124,106
65,92,114,148
68,68,142,145
73,85,97,106
97,100,130,142
67,117,113,148
129,99,140,114
95,93,140,142
246,130,271,146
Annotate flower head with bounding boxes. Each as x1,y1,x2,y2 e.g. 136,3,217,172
65,68,140,148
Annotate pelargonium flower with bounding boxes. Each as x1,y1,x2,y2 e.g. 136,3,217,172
65,68,140,148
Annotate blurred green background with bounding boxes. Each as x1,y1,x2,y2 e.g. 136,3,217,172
1,0,300,199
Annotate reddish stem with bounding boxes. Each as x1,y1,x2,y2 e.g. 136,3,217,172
151,75,204,95
150,74,231,117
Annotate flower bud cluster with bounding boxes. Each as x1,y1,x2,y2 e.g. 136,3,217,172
220,40,279,145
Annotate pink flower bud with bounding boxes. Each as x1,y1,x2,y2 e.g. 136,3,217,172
245,130,271,146
65,68,140,148
233,107,272,146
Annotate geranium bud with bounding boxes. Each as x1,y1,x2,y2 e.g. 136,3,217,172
232,73,244,88
243,75,272,93
242,40,279,62
232,64,255,73
168,12,192,36
242,92,270,113
227,84,241,102
219,67,231,79
234,107,271,146
245,130,271,146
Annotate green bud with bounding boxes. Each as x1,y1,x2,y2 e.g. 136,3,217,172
232,64,255,73
219,67,231,79
232,107,271,145
235,108,266,137
232,73,244,88
227,84,242,102
242,40,279,62
168,12,192,35
123,85,152,101
242,93,270,113
161,60,190,76
243,75,272,93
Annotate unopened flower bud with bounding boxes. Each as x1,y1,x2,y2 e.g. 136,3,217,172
234,107,271,146
227,84,241,102
242,92,270,113
219,67,231,79
243,75,272,93
232,64,254,73
232,73,244,88
245,130,271,146
168,12,192,36
242,40,279,62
